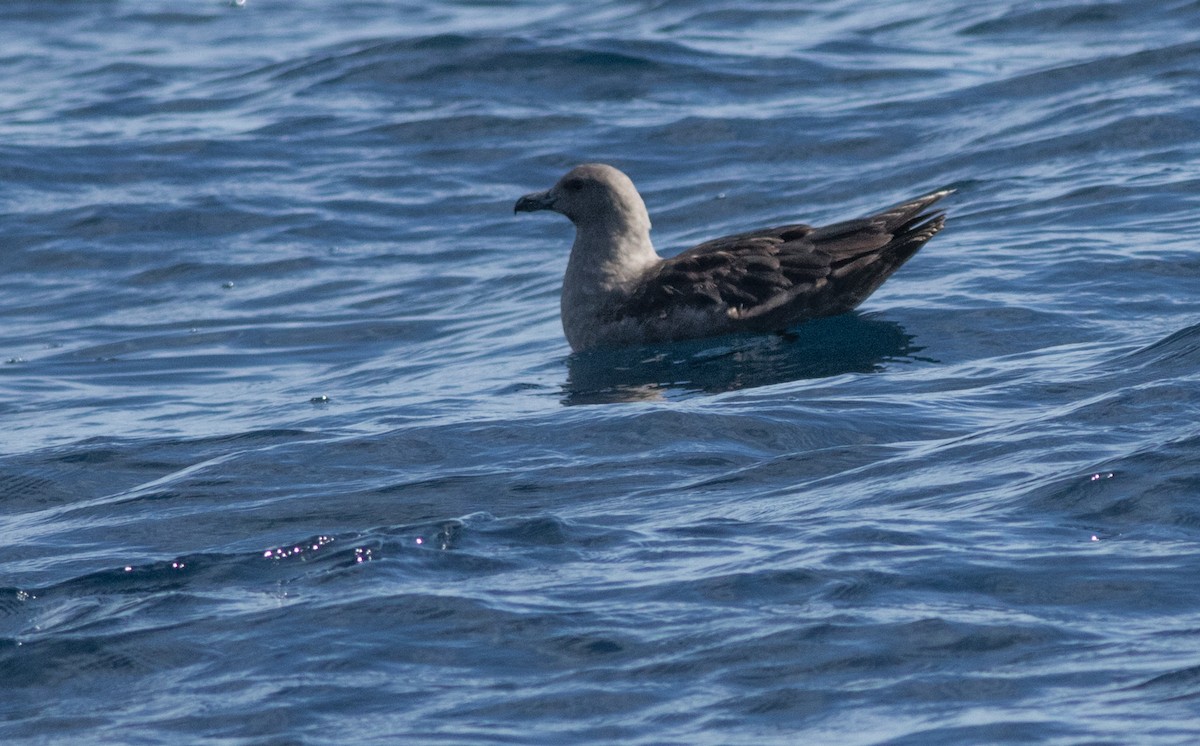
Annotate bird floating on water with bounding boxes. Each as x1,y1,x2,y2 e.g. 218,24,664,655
515,163,950,352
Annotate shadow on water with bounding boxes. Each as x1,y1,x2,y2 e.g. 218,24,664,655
561,313,925,404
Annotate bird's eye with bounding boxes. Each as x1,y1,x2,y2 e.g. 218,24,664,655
563,179,585,192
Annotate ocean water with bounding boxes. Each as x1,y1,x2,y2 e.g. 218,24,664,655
2,0,1200,742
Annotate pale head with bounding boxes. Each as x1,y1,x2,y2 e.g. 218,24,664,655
514,163,651,233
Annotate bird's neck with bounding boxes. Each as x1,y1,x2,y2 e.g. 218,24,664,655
560,214,660,350
564,212,659,294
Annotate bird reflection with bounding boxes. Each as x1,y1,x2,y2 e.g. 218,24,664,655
561,313,924,405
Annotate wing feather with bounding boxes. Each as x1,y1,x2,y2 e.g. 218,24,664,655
613,189,951,328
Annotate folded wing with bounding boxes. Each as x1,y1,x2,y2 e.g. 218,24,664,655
618,190,951,330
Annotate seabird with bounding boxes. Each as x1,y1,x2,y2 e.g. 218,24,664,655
515,163,950,352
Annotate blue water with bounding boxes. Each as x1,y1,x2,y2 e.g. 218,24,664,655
3,0,1200,742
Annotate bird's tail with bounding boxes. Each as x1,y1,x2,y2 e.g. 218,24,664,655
824,189,952,312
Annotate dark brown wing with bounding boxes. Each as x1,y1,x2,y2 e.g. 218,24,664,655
619,189,951,329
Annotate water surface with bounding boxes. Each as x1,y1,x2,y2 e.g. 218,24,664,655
2,1,1200,743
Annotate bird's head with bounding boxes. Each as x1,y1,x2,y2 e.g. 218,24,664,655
514,163,650,232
